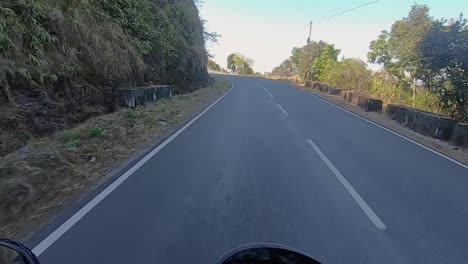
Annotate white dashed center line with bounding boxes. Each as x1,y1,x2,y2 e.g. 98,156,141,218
307,138,387,230
277,104,288,116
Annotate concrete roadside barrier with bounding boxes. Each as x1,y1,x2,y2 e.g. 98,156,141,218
118,88,136,108
145,87,157,102
342,91,359,104
306,82,464,144
133,88,147,106
342,91,382,111
357,96,383,112
306,82,463,143
327,87,343,96
451,123,468,148
386,104,457,140
306,80,342,96
386,104,408,124
117,85,173,108
154,85,172,99
412,110,456,140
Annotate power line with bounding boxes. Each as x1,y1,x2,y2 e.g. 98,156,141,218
300,0,381,81
318,0,381,23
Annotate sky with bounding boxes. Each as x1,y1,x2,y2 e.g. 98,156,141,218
199,0,468,73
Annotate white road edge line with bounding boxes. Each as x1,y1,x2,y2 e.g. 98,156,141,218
307,139,387,230
277,104,288,116
32,83,235,256
298,89,468,169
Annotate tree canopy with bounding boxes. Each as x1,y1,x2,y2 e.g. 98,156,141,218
272,3,468,120
271,59,294,77
420,15,468,119
208,59,228,73
312,45,341,80
368,4,433,82
271,41,333,79
368,4,468,119
227,53,255,75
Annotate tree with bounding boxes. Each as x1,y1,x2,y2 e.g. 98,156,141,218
288,41,329,80
312,44,341,80
368,4,468,119
208,59,227,72
227,53,255,75
368,30,404,79
239,65,255,75
368,4,434,97
420,15,468,119
289,47,304,76
391,4,433,90
271,59,295,77
271,41,335,80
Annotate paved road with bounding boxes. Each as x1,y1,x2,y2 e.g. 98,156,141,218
35,75,467,263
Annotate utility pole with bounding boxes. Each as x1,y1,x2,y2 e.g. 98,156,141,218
302,21,313,82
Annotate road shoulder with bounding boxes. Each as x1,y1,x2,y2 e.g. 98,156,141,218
295,84,468,167
0,76,232,241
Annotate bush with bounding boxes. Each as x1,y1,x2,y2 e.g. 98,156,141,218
370,73,445,114
318,58,371,93
369,75,409,105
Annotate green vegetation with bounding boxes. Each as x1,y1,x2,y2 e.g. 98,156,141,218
369,4,467,119
0,0,209,95
271,40,330,80
272,4,468,120
208,59,228,73
0,0,211,156
61,126,104,148
85,127,104,138
369,72,444,114
227,53,255,75
311,45,341,81
318,58,371,94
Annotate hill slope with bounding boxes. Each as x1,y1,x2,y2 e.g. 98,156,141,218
0,0,209,156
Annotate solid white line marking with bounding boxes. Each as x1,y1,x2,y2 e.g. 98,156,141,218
298,89,468,169
32,83,234,256
268,92,274,98
307,138,387,230
277,104,288,116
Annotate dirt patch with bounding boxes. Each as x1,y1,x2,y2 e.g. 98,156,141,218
0,76,231,240
297,85,468,166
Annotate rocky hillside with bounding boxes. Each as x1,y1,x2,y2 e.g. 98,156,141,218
0,0,209,156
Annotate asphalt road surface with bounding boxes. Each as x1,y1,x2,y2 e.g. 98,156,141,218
33,75,468,264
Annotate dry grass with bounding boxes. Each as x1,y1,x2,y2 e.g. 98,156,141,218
0,76,231,240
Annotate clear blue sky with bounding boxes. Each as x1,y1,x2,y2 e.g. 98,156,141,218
200,0,468,72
